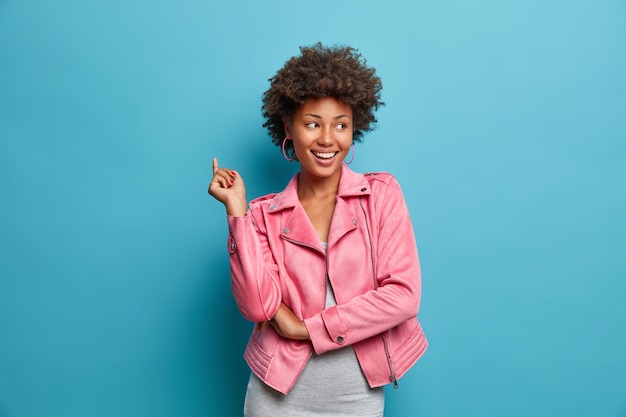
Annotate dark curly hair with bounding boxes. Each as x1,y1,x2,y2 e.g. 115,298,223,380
262,43,384,158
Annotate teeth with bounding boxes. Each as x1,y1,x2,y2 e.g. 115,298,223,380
313,152,337,159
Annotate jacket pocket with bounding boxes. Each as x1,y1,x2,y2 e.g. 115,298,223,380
244,328,279,379
387,320,427,373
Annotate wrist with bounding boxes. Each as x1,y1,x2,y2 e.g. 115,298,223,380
225,198,247,217
302,320,311,340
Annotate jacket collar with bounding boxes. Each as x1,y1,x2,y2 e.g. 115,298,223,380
267,165,371,214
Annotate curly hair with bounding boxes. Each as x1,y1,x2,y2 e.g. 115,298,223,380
262,43,384,158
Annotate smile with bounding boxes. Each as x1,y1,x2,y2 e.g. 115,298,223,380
312,151,338,159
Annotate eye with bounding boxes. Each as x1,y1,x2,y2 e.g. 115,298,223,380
336,123,348,130
305,122,318,129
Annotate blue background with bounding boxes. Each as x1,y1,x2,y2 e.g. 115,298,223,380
1,1,625,416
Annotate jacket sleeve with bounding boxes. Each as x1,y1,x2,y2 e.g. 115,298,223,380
304,176,421,354
227,206,282,323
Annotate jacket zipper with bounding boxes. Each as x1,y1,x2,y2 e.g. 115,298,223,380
382,333,398,388
359,197,399,389
281,237,325,256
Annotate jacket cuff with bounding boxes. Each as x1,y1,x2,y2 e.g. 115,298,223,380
226,214,248,251
304,306,347,354
227,213,249,228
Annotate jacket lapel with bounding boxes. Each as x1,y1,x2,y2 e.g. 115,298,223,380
327,197,358,247
281,204,324,252
268,166,372,251
268,174,324,252
328,166,372,247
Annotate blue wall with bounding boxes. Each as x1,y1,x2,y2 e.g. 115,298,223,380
1,1,625,416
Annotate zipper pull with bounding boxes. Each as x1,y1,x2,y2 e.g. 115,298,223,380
390,374,398,389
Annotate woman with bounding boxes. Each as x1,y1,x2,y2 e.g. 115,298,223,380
209,43,427,416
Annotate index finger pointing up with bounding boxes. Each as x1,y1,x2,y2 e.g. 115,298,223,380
213,157,219,174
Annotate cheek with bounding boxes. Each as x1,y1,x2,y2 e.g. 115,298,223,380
291,137,308,156
292,131,311,148
342,134,354,148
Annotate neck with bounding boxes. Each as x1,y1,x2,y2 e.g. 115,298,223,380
297,169,341,201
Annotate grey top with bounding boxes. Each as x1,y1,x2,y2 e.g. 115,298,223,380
243,243,384,417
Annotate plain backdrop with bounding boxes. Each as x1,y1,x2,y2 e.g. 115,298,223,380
1,1,625,416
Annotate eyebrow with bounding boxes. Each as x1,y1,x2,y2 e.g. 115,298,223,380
303,113,351,120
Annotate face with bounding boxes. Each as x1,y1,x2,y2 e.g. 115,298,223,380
285,96,353,183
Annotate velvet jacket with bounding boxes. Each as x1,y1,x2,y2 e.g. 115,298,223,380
226,165,427,394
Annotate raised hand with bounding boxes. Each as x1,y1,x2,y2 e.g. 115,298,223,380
208,157,248,217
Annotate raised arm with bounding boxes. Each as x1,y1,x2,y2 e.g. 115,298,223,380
209,157,282,323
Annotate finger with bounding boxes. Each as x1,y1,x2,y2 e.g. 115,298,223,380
214,170,234,187
212,175,229,189
212,157,218,175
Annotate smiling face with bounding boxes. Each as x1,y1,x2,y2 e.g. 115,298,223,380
285,96,353,185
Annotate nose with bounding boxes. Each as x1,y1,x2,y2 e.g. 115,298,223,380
317,126,333,146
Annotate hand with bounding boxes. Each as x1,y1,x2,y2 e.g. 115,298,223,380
208,157,247,216
266,303,310,341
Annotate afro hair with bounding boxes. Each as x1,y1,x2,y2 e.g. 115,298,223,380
262,43,384,158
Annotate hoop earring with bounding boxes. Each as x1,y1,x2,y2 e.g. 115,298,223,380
344,143,355,165
282,137,295,162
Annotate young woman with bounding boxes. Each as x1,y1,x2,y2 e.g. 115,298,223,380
209,43,427,417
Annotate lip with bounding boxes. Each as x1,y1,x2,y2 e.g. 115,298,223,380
310,150,339,166
311,150,339,158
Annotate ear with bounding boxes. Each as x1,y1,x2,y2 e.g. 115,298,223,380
283,118,292,138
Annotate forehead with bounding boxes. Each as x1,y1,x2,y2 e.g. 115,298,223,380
296,96,352,118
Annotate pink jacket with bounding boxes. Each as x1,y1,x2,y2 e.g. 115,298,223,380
227,165,427,394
